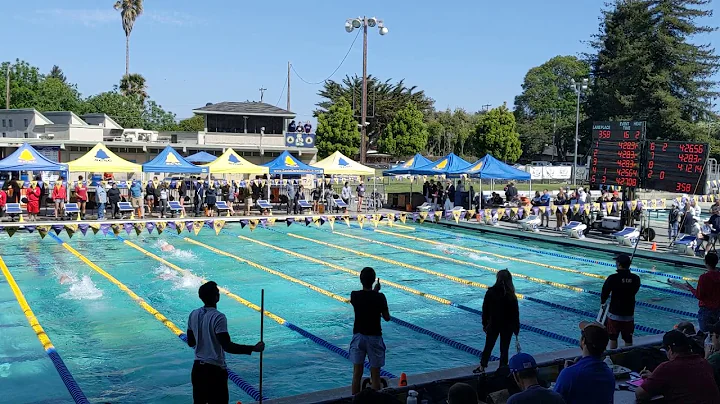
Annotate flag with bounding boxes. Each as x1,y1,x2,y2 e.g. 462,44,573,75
214,220,225,235
412,212,419,222
399,213,407,224
452,209,461,223
146,222,156,234
65,224,78,238
358,215,365,229
497,208,506,217
419,211,428,224
78,224,88,236
90,223,101,235
249,219,258,231
240,219,249,229
52,224,64,235
433,211,442,223
286,218,294,227
102,223,113,236
156,221,166,234
328,216,336,230
123,223,133,235
305,217,312,226
343,215,350,227
314,216,321,227
267,217,276,226
133,222,143,236
387,213,395,227
6,227,16,237
192,221,203,235
25,225,36,234
37,225,49,239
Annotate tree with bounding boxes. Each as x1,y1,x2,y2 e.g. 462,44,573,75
315,97,360,158
35,78,86,114
587,0,719,143
48,65,67,83
377,103,429,157
143,100,179,131
0,59,42,109
426,108,480,157
470,103,523,162
113,0,143,76
84,91,145,129
514,55,590,159
119,73,148,104
317,75,434,148
178,114,205,131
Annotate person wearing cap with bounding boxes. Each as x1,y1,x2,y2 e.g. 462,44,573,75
670,252,720,333
553,322,614,404
636,330,720,402
507,353,565,404
447,382,480,404
186,281,264,403
600,253,641,349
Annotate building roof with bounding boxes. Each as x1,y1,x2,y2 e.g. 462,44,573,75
81,113,124,130
0,108,54,125
193,102,295,117
42,111,87,125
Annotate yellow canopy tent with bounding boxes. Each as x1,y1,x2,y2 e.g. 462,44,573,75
203,148,269,174
310,151,375,175
67,143,142,172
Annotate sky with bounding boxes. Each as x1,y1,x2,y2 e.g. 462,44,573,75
2,0,719,123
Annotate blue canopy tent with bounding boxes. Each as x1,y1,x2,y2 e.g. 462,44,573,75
449,154,531,208
382,153,434,176
262,151,323,175
409,153,472,176
0,143,68,172
185,151,217,164
143,146,208,174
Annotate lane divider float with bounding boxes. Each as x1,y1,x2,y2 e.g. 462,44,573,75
0,256,90,404
181,235,488,361
47,233,265,401
121,236,396,378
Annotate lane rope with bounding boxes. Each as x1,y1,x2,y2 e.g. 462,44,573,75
47,234,265,401
372,228,694,298
236,230,579,345
181,234,488,361
289,231,694,318
0,256,90,404
121,236,395,378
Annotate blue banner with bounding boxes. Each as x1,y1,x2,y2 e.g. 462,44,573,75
285,132,316,148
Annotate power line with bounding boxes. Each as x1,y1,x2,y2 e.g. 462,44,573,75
275,76,287,107
291,29,361,85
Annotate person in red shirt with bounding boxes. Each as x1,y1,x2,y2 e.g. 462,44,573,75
52,179,67,219
26,182,41,222
74,175,88,219
670,252,720,332
0,188,6,218
636,330,720,403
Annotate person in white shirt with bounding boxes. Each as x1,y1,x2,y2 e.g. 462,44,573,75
159,183,169,218
341,182,352,210
187,281,264,404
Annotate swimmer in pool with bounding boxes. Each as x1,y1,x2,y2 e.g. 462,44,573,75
59,275,71,285
158,272,175,281
444,249,454,255
158,240,176,252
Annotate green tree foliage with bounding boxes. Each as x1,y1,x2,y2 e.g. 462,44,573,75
143,100,179,131
514,55,590,159
178,114,205,131
35,78,86,113
48,65,67,83
587,0,719,144
119,73,148,104
84,91,145,129
315,97,360,158
114,0,144,76
425,108,480,157
377,103,429,157
470,103,522,162
0,59,42,109
317,75,434,148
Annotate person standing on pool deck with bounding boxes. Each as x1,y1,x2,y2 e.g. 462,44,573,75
350,267,390,395
52,179,66,219
670,252,720,333
356,182,365,213
600,253,641,349
475,269,519,373
95,181,107,220
130,180,144,219
74,175,88,218
186,281,264,404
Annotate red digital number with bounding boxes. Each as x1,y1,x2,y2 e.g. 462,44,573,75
647,170,653,179
649,160,654,169
591,175,596,183
635,131,641,139
676,183,692,193
660,171,665,180
650,142,655,151
598,131,611,139
623,131,630,139
663,142,668,152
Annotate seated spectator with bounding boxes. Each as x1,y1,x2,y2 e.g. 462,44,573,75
676,321,707,356
553,321,614,404
507,353,565,404
447,382,481,404
636,329,720,402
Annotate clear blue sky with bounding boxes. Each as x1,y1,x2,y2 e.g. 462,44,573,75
2,0,718,122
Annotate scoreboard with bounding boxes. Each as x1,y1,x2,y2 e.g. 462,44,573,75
644,141,709,193
589,121,645,187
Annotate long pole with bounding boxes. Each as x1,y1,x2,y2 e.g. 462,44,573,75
572,88,581,187
5,67,9,109
360,18,368,164
287,61,291,112
259,289,265,402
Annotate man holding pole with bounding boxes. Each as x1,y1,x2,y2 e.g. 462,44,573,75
187,281,264,403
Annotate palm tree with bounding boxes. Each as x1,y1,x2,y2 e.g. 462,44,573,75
119,73,148,104
113,0,143,76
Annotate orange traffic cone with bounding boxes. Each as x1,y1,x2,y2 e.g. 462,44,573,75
651,242,657,251
399,372,408,387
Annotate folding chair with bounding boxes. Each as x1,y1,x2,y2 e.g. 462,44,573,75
215,201,231,217
168,201,183,218
612,226,640,247
256,199,273,215
562,221,588,239
5,203,23,222
297,200,313,214
518,215,541,232
117,201,135,219
333,198,348,213
64,203,81,220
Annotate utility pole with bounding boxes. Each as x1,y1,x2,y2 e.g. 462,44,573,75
360,18,369,164
481,104,491,112
287,61,291,112
5,67,9,109
259,86,267,103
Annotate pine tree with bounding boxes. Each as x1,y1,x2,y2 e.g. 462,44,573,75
315,97,361,158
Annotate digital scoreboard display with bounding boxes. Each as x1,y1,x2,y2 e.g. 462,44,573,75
644,141,709,194
589,121,645,187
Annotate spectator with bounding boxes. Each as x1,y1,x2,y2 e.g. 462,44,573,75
158,183,169,218
553,321,614,404
194,181,205,216
294,183,304,214
304,121,312,133
341,182,352,211
601,253,641,349
554,188,568,231
95,182,107,220
445,180,456,211
475,269,519,373
0,187,6,218
507,353,565,404
146,177,157,217
186,281,264,404
350,267,390,395
447,382,480,404
288,120,297,132
540,189,551,227
75,175,88,219
423,181,430,203
26,182,41,222
676,321,707,356
285,181,295,214
636,330,720,402
668,201,681,240
205,186,217,217
456,180,465,208
52,179,66,219
226,182,236,215
107,183,121,219
504,182,518,202
356,182,365,213
430,181,438,206
670,252,720,333
437,184,445,208
130,180,144,219
311,186,322,213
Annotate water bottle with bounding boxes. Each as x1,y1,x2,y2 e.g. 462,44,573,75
407,390,418,404
603,355,614,368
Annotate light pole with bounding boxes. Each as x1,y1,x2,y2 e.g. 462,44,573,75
571,78,588,186
345,16,388,164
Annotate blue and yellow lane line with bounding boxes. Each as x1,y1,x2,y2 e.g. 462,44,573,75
180,235,492,361
232,230,580,346
371,228,694,298
118,235,397,378
46,233,265,402
288,230,695,320
0,255,90,404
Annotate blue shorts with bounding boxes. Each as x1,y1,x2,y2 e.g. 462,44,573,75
349,333,386,368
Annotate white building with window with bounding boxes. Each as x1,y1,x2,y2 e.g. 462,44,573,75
0,109,53,139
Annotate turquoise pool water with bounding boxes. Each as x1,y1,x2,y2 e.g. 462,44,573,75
0,222,705,403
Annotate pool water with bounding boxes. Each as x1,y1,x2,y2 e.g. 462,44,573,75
0,222,704,403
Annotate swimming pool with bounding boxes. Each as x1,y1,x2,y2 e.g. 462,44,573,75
0,220,704,403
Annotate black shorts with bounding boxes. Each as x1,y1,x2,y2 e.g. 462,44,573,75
191,361,228,404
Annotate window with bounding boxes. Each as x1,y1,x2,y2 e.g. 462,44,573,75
23,133,29,138
171,135,178,143
8,119,12,127
1,119,5,127
1,133,5,138
24,119,28,127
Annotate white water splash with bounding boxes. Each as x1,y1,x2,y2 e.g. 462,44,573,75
153,239,196,261
154,266,203,290
466,252,507,264
58,274,103,301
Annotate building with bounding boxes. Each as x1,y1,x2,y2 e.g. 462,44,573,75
0,101,318,167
